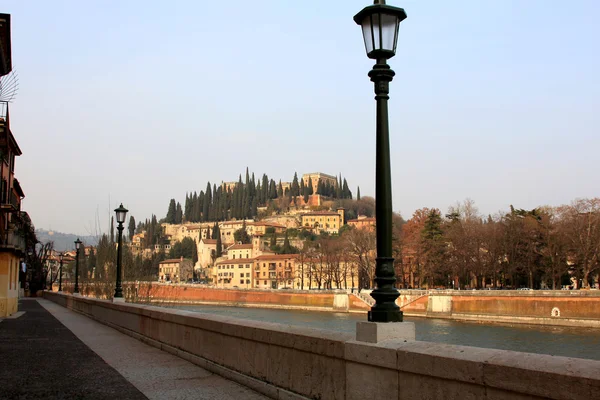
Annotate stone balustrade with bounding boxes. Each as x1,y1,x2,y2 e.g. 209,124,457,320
43,291,600,400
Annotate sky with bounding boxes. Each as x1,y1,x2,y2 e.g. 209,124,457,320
3,0,599,236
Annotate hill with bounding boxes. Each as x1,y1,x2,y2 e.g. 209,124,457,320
35,229,98,252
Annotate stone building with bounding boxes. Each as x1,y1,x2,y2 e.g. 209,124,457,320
301,172,337,194
300,208,345,235
158,257,194,283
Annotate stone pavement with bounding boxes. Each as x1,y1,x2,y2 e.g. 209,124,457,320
0,298,269,400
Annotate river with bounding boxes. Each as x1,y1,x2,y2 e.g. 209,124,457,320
167,304,600,361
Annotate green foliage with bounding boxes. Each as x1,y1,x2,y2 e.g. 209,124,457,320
233,221,251,244
357,186,361,201
168,237,198,262
166,198,177,224
128,216,136,241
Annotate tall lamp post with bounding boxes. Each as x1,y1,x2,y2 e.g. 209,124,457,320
74,238,82,294
114,204,128,300
354,0,407,323
58,253,64,292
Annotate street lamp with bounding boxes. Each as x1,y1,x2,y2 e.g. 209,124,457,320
74,238,82,294
354,0,406,323
58,253,63,292
114,203,128,300
74,239,82,294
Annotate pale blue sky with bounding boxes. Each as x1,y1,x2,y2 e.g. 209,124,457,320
4,0,599,235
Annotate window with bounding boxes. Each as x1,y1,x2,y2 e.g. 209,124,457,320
246,264,250,268
246,279,251,284
233,254,236,259
246,273,250,277
264,281,267,285
262,272,266,276
240,280,244,284
246,254,249,258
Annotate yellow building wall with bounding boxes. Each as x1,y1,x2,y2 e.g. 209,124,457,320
0,252,20,317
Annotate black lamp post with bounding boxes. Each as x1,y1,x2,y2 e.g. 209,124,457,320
58,253,63,292
74,238,82,294
114,203,128,299
354,0,407,323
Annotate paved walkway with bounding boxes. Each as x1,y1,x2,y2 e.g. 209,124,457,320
0,298,268,400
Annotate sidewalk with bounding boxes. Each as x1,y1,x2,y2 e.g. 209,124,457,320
0,298,269,400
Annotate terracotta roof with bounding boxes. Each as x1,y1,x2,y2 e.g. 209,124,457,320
216,258,255,265
252,221,285,228
228,244,253,250
254,254,299,261
159,258,183,264
200,239,217,245
301,211,340,217
348,218,376,223
184,224,202,230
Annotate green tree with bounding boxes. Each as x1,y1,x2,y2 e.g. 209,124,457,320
291,172,300,197
166,199,177,224
233,221,251,244
128,216,136,241
175,202,183,224
421,209,447,287
307,177,314,195
357,186,361,201
216,233,223,257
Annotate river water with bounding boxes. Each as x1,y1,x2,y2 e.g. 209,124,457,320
168,304,600,361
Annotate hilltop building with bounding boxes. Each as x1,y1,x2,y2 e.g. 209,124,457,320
302,172,337,194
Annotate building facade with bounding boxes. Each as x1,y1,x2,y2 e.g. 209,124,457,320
158,258,194,283
215,258,254,288
300,208,345,235
253,254,297,289
347,216,376,231
301,172,337,194
0,14,31,317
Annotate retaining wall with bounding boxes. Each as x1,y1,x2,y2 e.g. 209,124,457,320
44,291,600,400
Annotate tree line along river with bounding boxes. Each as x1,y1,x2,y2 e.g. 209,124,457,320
167,304,600,361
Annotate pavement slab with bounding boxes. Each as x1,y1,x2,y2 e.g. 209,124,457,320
0,298,147,400
37,298,269,400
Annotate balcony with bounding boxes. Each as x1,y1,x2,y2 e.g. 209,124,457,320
0,230,25,252
0,190,19,211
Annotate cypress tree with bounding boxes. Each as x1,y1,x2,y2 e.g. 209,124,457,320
175,202,183,223
110,216,115,243
277,180,283,197
307,177,314,195
251,196,258,217
291,172,299,197
166,199,176,223
128,216,136,241
262,174,269,205
357,186,361,201
216,233,223,257
203,183,212,222
300,179,305,199
342,178,351,199
269,179,277,199
211,222,219,239
184,193,192,222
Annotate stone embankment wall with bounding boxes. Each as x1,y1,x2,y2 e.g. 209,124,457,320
43,292,600,400
419,290,600,327
124,282,357,312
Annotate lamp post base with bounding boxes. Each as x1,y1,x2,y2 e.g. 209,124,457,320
112,297,126,303
356,321,415,343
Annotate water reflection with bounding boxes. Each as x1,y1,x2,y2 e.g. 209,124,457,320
168,304,600,361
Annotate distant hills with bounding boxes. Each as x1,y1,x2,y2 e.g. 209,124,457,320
35,229,98,252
